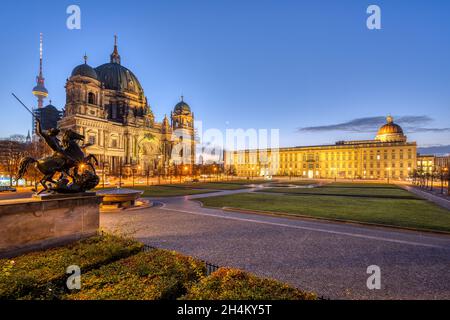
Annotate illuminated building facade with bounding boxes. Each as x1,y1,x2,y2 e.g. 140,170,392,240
417,155,450,174
58,37,195,176
226,116,418,180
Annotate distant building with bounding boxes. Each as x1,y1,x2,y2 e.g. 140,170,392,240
417,154,450,174
435,156,450,171
0,137,28,185
32,102,62,132
225,116,418,180
417,155,435,174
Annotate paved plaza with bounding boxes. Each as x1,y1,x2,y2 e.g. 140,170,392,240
101,188,450,300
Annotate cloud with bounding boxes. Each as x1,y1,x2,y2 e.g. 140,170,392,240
406,127,450,133
418,145,450,155
297,115,446,133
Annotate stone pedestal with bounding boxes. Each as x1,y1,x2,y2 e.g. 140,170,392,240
0,193,103,258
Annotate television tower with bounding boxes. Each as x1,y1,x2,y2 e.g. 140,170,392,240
32,33,48,108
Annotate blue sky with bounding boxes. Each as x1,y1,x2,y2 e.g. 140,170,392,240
1,0,450,148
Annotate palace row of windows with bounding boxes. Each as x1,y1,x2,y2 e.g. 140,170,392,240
234,150,414,164
235,169,411,179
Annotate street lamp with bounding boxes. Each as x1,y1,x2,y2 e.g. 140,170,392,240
386,167,391,184
184,165,188,179
102,161,106,189
137,165,141,186
444,167,449,196
118,158,123,188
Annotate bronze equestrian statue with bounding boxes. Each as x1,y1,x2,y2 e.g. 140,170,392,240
17,118,99,194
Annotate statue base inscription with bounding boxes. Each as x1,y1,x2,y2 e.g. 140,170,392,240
0,193,103,258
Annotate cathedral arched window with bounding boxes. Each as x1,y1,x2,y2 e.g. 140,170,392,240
88,135,96,145
112,105,117,119
88,92,96,105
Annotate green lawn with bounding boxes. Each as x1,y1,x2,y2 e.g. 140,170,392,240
155,180,270,190
198,192,450,232
98,180,266,196
213,179,269,185
258,184,418,199
325,182,399,189
160,182,252,190
133,185,216,197
279,180,320,186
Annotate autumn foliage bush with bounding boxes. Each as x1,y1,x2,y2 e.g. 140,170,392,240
1,234,316,300
65,249,206,300
183,267,317,300
0,234,143,299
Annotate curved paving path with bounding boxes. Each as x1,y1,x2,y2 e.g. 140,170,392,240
100,188,450,300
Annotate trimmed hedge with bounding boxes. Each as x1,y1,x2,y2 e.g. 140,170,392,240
0,234,143,299
1,235,316,300
65,249,206,300
183,268,317,300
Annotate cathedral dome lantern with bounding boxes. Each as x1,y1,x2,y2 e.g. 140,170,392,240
375,115,406,142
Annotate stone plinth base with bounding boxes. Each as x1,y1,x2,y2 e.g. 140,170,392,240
0,193,103,258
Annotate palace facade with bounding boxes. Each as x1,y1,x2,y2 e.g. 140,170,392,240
225,116,418,180
58,37,195,176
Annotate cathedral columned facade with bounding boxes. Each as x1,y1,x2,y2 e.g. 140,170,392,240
58,37,195,176
226,116,418,180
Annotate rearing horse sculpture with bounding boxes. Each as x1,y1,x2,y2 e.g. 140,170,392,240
17,119,99,194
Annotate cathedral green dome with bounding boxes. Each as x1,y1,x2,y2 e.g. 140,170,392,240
94,63,143,94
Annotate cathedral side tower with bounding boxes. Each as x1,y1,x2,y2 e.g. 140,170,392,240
171,96,195,174
63,54,104,121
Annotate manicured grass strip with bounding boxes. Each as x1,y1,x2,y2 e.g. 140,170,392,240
183,267,316,300
223,179,269,185
0,235,143,299
198,193,450,232
158,183,251,190
132,186,216,197
65,249,206,300
326,182,399,189
257,186,419,199
273,180,319,186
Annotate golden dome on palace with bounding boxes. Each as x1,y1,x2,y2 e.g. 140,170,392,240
375,115,406,142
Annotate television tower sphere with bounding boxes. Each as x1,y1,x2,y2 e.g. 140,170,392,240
32,33,48,108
